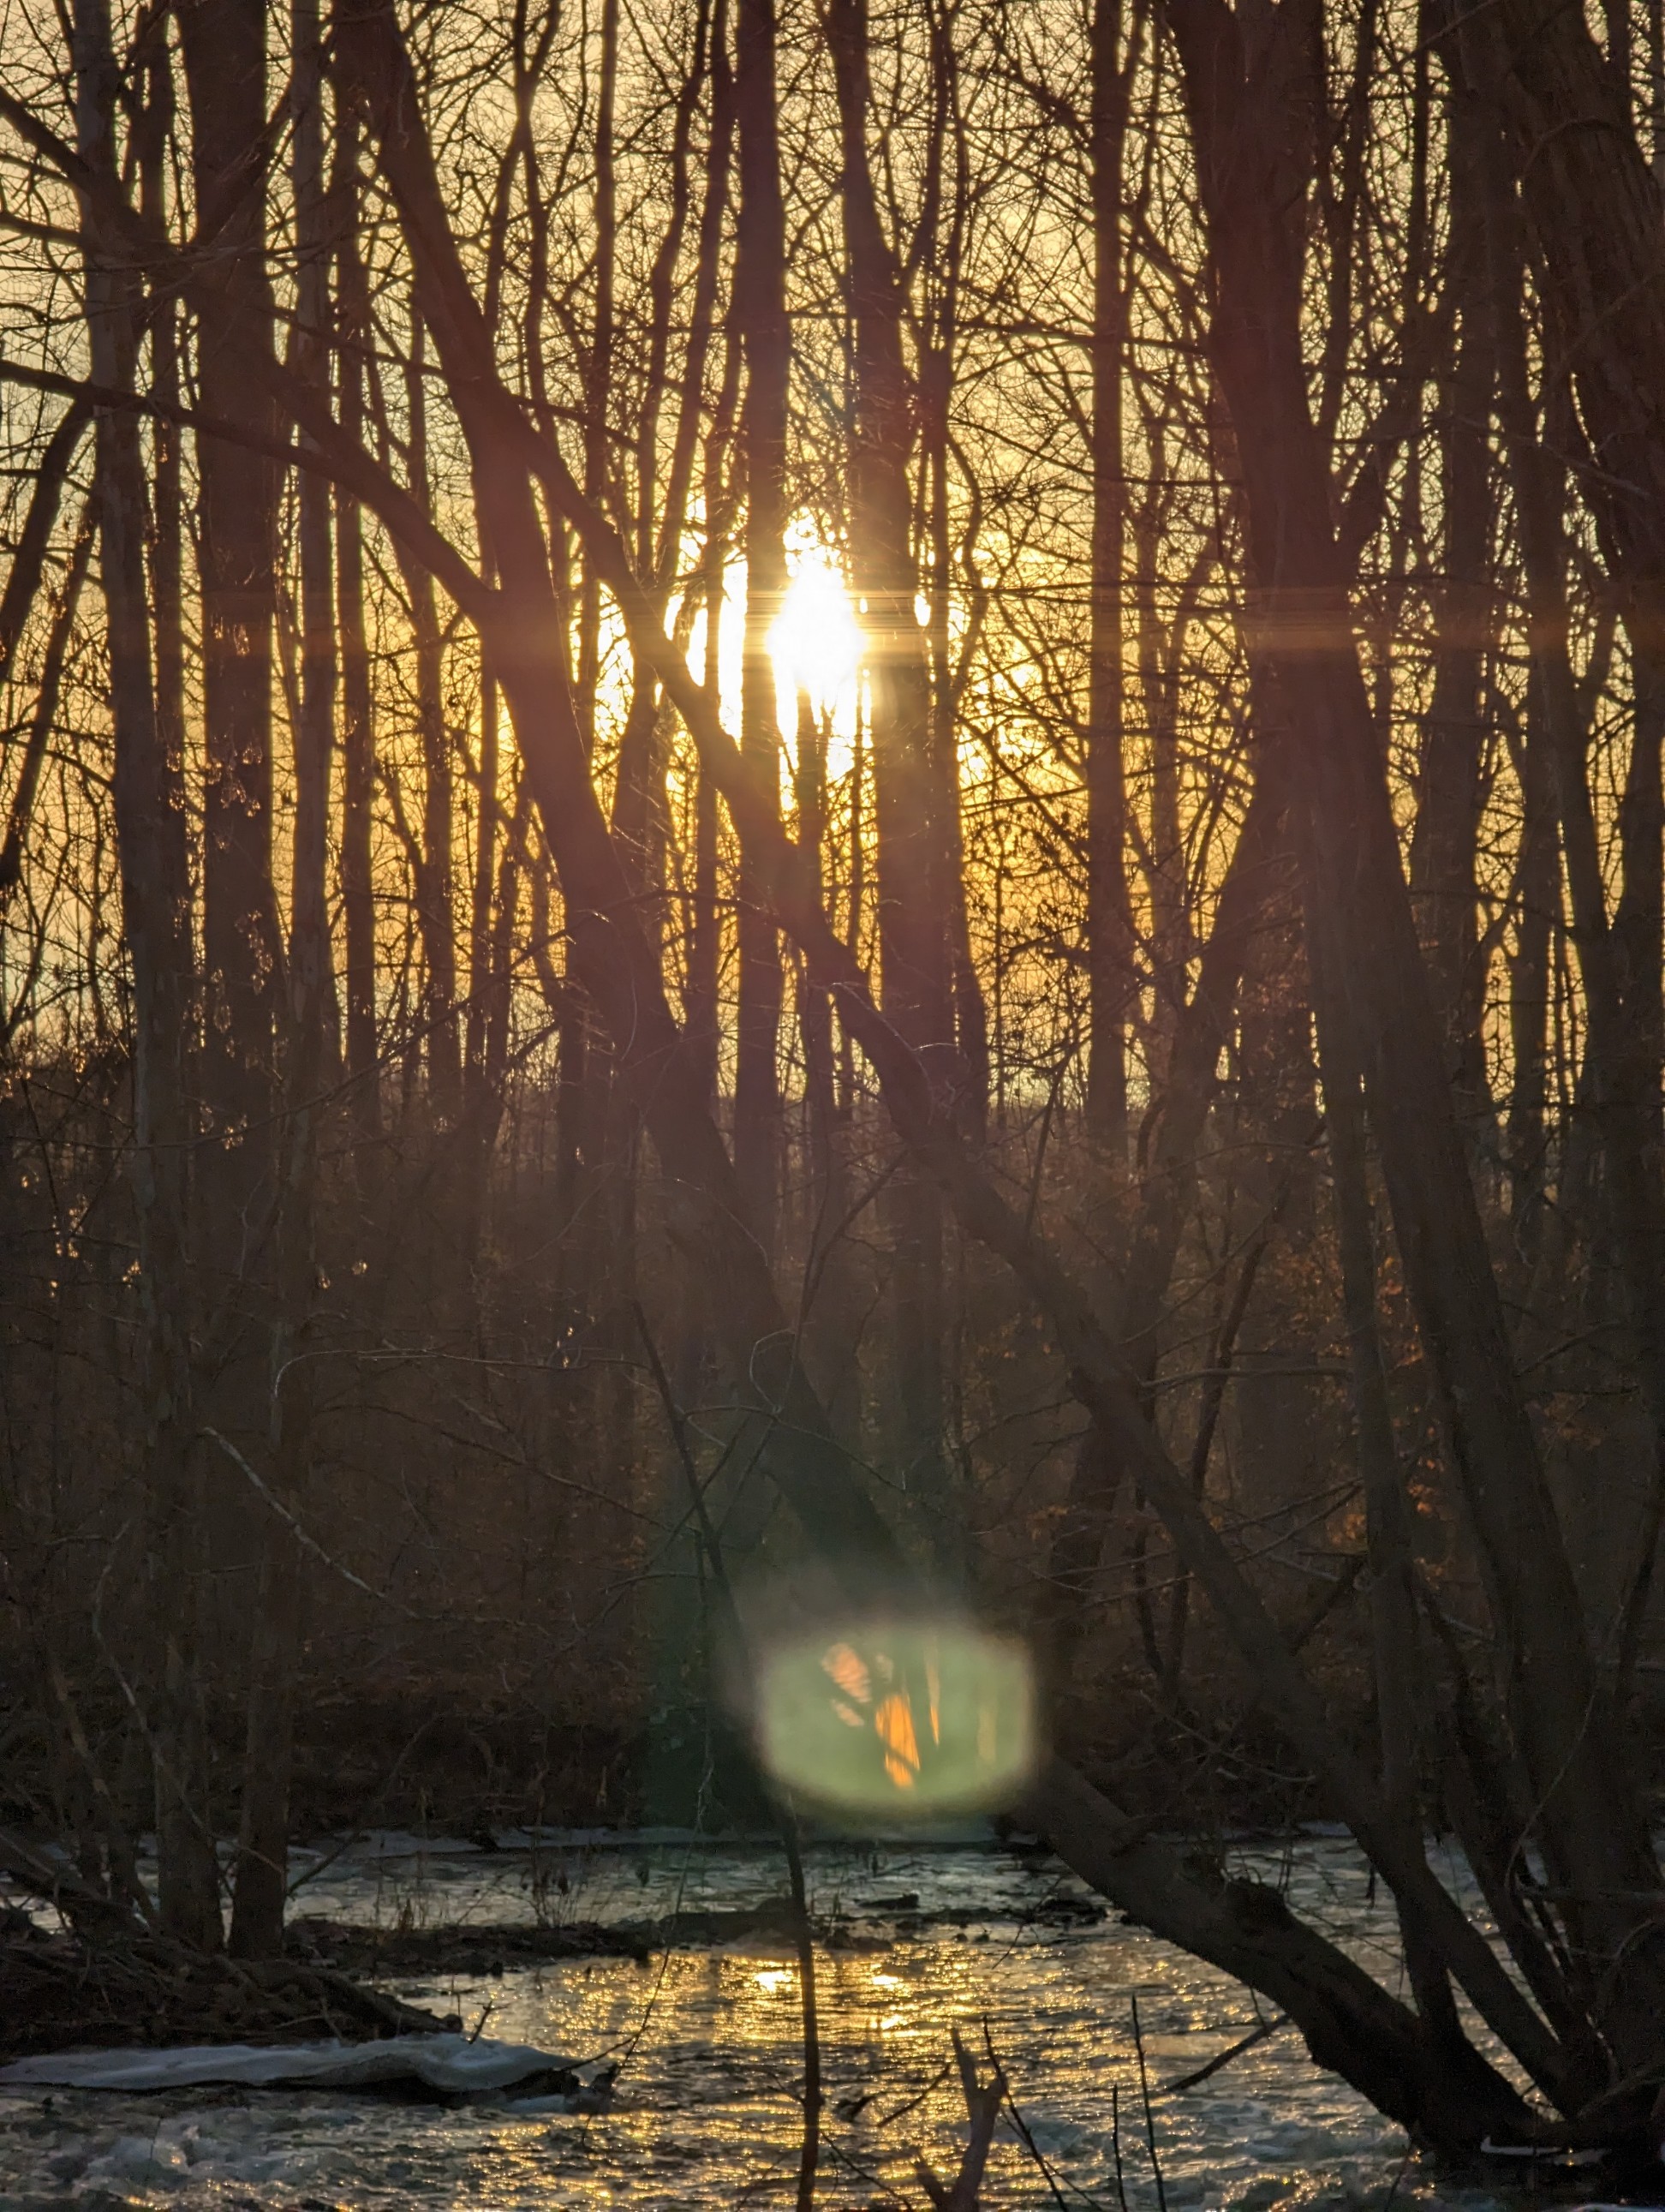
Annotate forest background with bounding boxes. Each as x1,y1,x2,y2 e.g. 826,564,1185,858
5,0,1665,2151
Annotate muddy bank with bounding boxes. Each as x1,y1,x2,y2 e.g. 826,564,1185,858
285,1886,1107,1980
0,1916,444,2066
0,1855,1109,2070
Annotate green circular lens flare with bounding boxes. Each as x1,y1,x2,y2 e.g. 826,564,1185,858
755,1621,1035,1814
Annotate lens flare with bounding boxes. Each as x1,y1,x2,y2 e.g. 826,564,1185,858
755,1619,1035,1815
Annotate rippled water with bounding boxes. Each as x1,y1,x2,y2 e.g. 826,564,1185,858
0,1832,1514,2210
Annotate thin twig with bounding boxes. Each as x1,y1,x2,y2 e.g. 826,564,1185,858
1130,1994,1169,2212
781,1811,821,2212
1152,2015,1287,2096
915,2024,1007,2210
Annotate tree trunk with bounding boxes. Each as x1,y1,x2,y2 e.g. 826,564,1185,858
1162,0,1665,2070
179,0,283,1270
1086,0,1138,1151
732,0,788,1249
919,0,989,1139
397,313,461,1125
825,0,954,1545
1406,84,1494,1130
0,507,94,946
335,117,380,1157
74,0,218,1954
287,0,337,1098
1504,680,1557,1255
229,0,333,1959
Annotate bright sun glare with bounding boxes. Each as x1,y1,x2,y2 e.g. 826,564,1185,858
767,544,862,715
686,529,862,780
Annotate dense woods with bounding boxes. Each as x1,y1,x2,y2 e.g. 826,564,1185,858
7,0,1665,2155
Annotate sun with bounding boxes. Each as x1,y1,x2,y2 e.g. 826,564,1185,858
680,529,862,782
768,539,862,723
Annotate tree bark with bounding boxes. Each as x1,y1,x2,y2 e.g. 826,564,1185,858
335,115,380,1155
0,505,95,945
1086,0,1138,1152
825,0,955,1545
397,312,461,1124
732,0,789,1249
1406,82,1494,1128
178,0,283,1266
74,0,218,1954
1161,0,1665,2069
286,0,337,1099
228,0,332,1959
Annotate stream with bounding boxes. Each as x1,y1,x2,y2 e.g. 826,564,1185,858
0,1830,1526,2210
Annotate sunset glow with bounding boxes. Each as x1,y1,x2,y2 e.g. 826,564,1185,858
768,543,862,715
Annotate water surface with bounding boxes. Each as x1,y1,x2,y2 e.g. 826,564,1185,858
0,1833,1513,2210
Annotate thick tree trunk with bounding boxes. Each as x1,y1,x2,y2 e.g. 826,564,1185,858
226,1496,301,1958
1029,1761,1532,2148
74,0,218,1954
